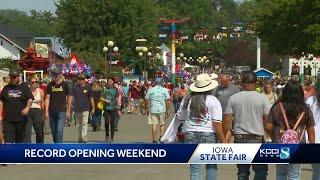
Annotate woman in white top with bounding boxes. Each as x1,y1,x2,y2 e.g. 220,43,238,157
306,76,320,180
25,77,45,143
177,74,226,180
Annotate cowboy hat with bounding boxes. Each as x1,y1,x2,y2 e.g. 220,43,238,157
190,74,218,92
210,73,218,80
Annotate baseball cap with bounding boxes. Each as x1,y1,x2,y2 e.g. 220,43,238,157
9,69,20,77
155,78,163,84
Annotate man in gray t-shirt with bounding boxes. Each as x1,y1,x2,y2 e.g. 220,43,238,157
225,91,270,136
212,74,240,113
223,71,270,180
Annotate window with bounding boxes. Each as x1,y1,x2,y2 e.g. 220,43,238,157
0,40,3,45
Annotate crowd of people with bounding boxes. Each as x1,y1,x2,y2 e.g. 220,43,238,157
0,67,320,180
174,71,319,180
0,68,188,145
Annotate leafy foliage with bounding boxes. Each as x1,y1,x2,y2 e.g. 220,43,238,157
255,0,320,56
0,58,20,70
0,9,57,36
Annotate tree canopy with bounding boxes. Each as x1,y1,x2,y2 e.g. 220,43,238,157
0,9,56,36
5,0,314,72
255,0,320,56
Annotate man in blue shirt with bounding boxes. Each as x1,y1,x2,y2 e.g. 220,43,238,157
72,74,95,143
145,78,170,143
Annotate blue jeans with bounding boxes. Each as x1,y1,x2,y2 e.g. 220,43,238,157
234,135,268,180
185,131,217,180
49,112,65,143
91,111,102,131
312,164,320,180
276,164,301,180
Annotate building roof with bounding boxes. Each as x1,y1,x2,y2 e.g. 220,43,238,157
160,43,170,52
0,33,26,53
0,25,34,50
254,68,274,78
254,68,274,74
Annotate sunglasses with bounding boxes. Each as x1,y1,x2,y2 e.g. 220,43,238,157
31,81,38,84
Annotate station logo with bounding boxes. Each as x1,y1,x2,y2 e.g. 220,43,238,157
259,147,290,160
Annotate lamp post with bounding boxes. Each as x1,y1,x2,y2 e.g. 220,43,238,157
103,40,117,78
142,47,148,81
111,46,119,75
147,51,153,67
188,57,193,64
179,53,184,70
137,46,148,81
103,46,108,79
136,38,148,81
203,56,207,73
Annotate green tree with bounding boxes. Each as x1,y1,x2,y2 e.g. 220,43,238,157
255,0,320,56
0,9,57,37
56,0,160,73
0,58,20,70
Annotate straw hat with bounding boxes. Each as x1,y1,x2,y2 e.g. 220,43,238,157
210,73,218,80
190,74,218,92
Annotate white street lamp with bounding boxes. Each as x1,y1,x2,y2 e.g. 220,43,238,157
142,47,148,53
180,53,184,58
113,46,119,52
139,52,143,57
107,40,114,48
135,38,147,43
147,52,152,57
103,47,108,52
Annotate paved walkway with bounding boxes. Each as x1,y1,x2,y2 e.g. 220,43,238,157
0,113,314,180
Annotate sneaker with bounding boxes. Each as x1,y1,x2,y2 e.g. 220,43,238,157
105,137,109,143
152,140,157,144
109,139,114,143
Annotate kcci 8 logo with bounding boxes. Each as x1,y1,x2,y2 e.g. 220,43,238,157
259,147,290,159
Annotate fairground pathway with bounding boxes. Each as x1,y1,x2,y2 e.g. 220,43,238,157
0,112,313,180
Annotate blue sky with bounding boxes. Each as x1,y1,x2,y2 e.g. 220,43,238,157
0,0,244,13
0,0,58,13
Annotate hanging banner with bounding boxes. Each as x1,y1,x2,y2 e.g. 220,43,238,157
35,43,49,58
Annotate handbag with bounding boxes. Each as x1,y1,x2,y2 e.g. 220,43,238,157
160,114,182,143
97,100,105,111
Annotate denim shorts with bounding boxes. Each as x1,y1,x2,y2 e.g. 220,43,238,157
185,131,217,144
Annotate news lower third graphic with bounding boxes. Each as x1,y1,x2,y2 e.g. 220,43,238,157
0,144,318,164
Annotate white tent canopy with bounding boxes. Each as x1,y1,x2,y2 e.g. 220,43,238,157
184,63,193,68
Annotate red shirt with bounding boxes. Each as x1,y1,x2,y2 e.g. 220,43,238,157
130,86,140,99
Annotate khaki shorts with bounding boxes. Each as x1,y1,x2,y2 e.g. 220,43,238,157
148,113,166,125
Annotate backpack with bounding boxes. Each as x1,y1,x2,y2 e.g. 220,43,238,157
279,102,305,144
